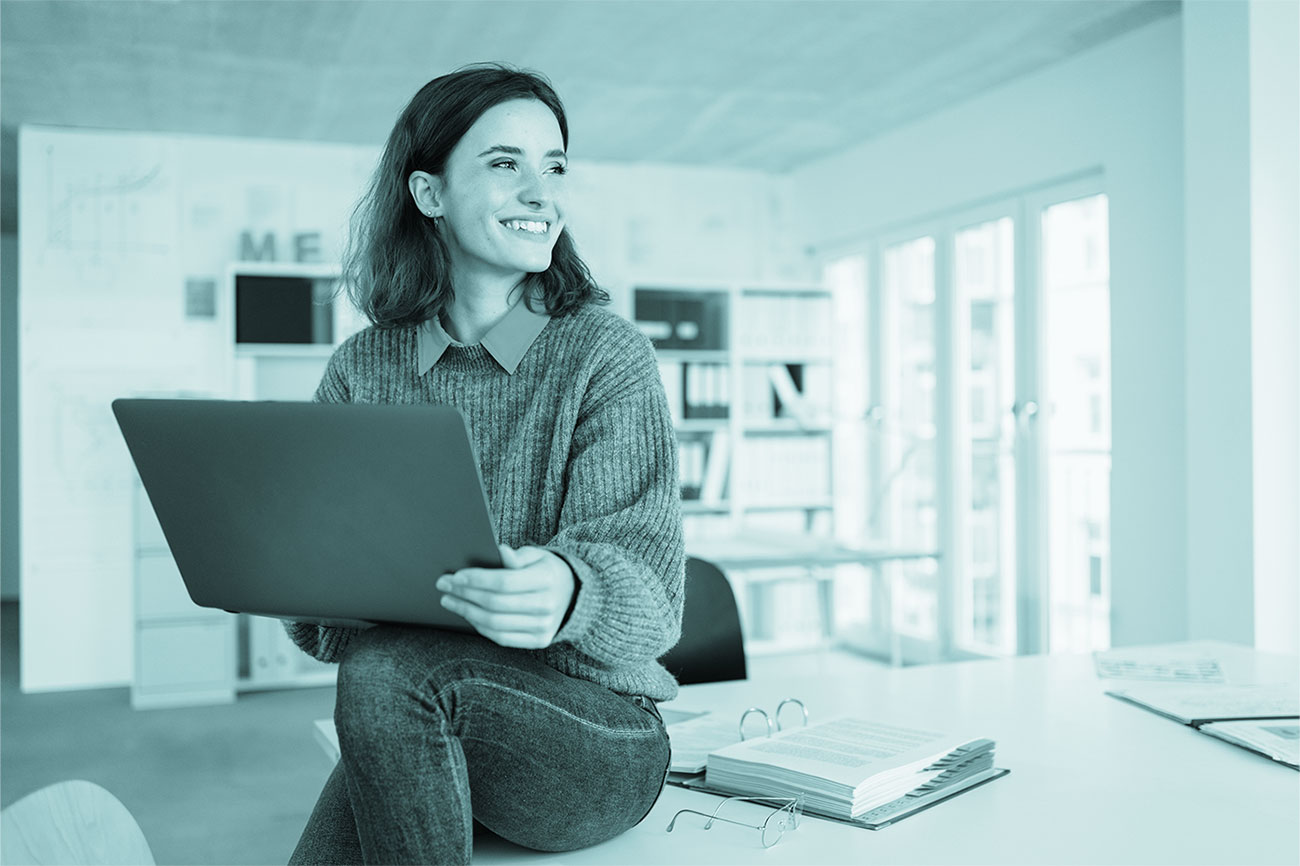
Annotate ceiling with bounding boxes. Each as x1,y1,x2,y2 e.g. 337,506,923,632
0,0,1179,230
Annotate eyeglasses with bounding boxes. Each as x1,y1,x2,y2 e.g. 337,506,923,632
666,795,804,848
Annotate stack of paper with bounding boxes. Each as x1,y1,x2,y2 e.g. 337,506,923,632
704,717,995,820
667,712,745,774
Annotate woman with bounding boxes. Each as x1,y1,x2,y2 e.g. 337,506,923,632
286,64,684,864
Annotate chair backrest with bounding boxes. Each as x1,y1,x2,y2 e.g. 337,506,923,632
0,780,155,865
659,556,747,686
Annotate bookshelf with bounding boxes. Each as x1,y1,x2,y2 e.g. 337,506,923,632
634,284,835,535
634,283,840,654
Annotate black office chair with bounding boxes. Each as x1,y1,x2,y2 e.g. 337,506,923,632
658,556,747,685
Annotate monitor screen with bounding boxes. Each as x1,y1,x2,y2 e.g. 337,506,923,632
235,275,334,344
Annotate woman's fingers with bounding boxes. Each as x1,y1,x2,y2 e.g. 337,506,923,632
436,546,575,649
441,584,551,614
439,565,547,594
440,595,550,648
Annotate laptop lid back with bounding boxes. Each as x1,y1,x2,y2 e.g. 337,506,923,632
112,398,501,629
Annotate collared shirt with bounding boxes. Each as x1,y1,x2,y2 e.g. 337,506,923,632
416,294,551,376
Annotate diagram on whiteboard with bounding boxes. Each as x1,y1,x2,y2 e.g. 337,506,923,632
42,141,176,258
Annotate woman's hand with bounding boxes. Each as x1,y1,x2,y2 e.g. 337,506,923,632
436,544,576,649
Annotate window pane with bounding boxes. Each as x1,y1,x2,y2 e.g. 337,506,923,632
824,255,874,635
1042,194,1112,653
955,217,1017,655
881,237,937,639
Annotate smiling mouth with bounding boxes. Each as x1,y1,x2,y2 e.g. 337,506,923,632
500,219,550,235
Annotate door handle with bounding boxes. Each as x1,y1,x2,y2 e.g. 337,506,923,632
1012,400,1040,428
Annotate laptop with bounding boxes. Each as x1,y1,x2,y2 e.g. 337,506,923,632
111,398,502,630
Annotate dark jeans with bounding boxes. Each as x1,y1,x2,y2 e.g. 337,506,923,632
289,626,671,865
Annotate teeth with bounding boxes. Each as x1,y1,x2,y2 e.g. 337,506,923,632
503,219,548,234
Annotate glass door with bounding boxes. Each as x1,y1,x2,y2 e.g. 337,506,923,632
879,236,942,660
821,178,1111,663
954,216,1018,655
1040,193,1112,653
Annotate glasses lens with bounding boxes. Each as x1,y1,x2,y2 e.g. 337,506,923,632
761,807,794,848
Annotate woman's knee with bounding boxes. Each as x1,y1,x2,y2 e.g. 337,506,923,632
334,627,426,737
333,626,485,738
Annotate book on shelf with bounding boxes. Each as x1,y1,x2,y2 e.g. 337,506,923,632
735,436,830,506
743,364,833,425
657,361,683,424
699,431,730,506
666,706,1006,829
737,294,832,357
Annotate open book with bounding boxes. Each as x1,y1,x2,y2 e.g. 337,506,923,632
675,715,1003,827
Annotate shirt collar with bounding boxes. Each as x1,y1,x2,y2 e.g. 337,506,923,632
417,290,551,376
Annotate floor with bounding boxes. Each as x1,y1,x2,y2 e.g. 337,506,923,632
0,602,337,865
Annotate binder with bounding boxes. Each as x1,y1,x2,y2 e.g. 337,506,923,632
665,701,1008,830
676,766,1010,831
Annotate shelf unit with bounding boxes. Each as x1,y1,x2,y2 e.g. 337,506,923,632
132,478,238,709
129,263,368,707
634,283,841,654
229,262,362,693
634,283,836,536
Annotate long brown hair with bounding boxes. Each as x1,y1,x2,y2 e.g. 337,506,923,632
343,63,607,328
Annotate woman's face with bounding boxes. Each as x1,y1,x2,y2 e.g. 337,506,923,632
425,98,568,286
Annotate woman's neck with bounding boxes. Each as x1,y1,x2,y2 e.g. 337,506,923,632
442,276,526,345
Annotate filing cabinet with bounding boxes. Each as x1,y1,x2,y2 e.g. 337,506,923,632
131,479,237,709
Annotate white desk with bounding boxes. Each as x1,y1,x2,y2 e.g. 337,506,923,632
475,641,1299,865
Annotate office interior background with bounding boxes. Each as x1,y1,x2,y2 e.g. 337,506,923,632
0,0,1297,862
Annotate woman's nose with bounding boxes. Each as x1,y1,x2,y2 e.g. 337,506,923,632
517,171,549,207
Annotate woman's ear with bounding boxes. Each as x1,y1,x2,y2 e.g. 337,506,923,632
408,170,444,219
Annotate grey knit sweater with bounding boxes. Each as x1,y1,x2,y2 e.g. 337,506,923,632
282,301,686,701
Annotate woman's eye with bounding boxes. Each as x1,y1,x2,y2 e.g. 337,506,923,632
547,165,568,175
493,160,517,170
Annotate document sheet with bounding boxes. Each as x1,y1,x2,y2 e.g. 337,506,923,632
1107,683,1300,723
1200,720,1300,768
666,713,743,773
1093,652,1226,683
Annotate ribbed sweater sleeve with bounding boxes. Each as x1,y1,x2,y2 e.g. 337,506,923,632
544,327,685,668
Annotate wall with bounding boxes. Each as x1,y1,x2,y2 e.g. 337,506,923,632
18,128,375,691
785,16,1188,647
1182,0,1257,648
1247,0,1299,655
1183,0,1300,654
2,231,17,600
17,126,802,691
